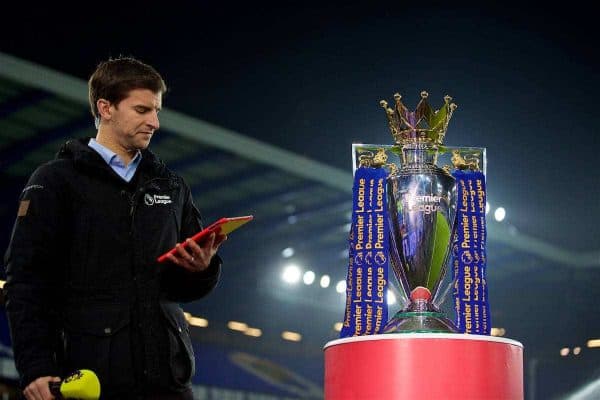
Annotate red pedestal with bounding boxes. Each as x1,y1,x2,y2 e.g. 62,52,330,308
324,333,523,400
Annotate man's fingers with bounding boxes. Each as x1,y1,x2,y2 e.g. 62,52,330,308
24,376,58,400
23,386,36,400
188,232,226,252
174,242,191,259
167,232,225,272
40,376,58,400
166,253,181,265
204,232,216,249
24,380,40,400
214,234,227,248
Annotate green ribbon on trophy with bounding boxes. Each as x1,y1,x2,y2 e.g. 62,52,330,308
341,91,490,336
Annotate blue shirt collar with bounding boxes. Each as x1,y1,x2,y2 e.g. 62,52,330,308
88,138,142,167
88,138,142,182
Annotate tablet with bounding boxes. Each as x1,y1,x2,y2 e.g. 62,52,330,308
157,215,253,263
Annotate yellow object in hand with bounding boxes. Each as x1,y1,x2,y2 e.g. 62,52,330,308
49,369,101,400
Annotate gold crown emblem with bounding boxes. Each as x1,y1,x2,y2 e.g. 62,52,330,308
380,91,457,146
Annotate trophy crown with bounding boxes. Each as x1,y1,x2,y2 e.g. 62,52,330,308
380,91,457,146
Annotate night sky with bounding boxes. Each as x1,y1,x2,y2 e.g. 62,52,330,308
2,3,598,250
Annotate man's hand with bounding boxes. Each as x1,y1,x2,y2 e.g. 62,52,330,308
24,376,60,400
166,232,226,272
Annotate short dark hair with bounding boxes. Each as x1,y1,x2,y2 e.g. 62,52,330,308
88,56,167,118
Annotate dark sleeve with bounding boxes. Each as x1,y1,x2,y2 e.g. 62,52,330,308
3,164,66,387
161,179,222,303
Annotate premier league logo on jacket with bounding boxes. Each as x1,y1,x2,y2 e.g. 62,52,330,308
144,193,173,206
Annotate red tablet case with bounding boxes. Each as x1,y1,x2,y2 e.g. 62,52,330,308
157,215,253,263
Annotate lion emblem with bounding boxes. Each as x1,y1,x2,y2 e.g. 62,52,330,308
359,148,388,168
451,150,480,171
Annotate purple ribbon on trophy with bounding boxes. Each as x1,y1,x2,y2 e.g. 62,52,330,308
451,170,490,334
341,166,389,338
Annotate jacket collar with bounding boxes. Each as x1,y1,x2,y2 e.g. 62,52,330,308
56,137,177,186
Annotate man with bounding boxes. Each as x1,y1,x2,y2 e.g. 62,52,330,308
4,56,226,399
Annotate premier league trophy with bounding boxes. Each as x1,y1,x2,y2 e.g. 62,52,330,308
328,92,524,400
341,91,489,336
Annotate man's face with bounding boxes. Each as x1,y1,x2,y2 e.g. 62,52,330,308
108,88,162,151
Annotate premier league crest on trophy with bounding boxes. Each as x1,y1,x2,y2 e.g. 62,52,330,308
341,91,490,336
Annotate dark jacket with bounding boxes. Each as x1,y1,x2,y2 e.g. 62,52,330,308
4,138,221,398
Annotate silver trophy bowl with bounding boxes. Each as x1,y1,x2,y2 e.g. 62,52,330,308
383,143,458,333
